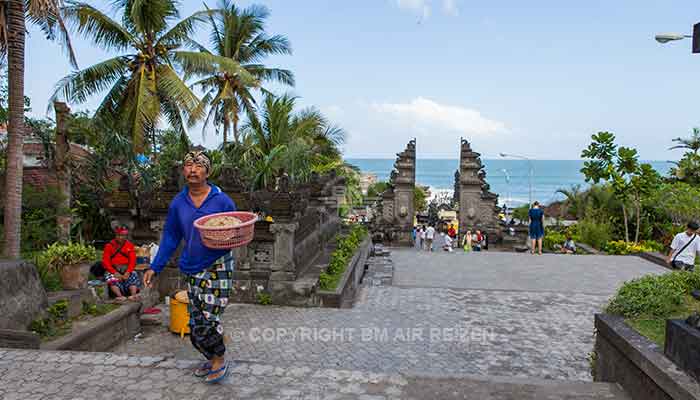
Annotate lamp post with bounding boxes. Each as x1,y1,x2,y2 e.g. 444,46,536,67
501,168,511,221
500,153,533,206
655,23,700,53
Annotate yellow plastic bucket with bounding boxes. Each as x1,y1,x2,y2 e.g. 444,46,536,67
169,297,190,337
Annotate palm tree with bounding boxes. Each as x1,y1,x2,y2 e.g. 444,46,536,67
670,127,700,155
238,94,345,190
192,1,294,145
52,0,252,152
0,0,76,258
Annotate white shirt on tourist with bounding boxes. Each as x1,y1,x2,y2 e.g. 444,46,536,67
444,235,453,247
426,227,435,240
419,230,425,239
670,232,700,265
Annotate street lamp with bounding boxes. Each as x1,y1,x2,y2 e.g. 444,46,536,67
501,168,511,220
655,33,692,44
655,23,700,53
500,152,533,206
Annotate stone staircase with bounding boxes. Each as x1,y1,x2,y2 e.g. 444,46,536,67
0,348,630,399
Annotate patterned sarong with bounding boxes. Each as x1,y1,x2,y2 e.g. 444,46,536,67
186,253,235,360
105,265,141,295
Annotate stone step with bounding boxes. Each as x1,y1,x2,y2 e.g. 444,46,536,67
0,348,629,399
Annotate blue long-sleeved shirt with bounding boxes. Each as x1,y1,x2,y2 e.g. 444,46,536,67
150,184,236,275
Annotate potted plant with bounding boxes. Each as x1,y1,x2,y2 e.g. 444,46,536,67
40,243,98,290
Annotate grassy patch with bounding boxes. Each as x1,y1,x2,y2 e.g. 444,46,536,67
30,301,120,341
626,295,700,346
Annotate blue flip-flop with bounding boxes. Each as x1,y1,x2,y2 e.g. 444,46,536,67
204,362,229,384
193,361,212,377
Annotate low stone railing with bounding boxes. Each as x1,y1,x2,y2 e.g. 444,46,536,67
594,314,700,400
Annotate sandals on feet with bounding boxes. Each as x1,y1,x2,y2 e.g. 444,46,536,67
193,361,212,378
205,362,229,384
115,296,127,303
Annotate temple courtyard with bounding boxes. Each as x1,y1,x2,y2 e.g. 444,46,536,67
1,249,664,399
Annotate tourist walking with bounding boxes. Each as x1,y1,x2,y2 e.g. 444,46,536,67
448,224,456,240
462,230,472,252
473,230,483,251
667,221,700,271
144,151,236,384
415,226,423,250
528,201,545,255
425,225,436,251
443,231,454,252
419,226,427,250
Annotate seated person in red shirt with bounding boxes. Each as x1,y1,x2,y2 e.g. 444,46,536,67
103,226,140,302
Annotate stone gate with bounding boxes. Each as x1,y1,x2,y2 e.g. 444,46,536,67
371,139,416,246
454,138,502,243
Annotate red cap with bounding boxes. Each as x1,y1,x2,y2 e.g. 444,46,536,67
115,226,129,235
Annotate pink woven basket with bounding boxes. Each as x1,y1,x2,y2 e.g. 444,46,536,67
194,211,258,250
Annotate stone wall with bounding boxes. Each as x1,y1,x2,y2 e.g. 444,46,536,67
594,313,700,400
0,260,48,331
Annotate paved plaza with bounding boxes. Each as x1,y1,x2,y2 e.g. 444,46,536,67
392,250,665,294
3,248,663,398
111,249,665,382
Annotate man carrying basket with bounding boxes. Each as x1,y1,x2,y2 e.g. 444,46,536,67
144,151,236,384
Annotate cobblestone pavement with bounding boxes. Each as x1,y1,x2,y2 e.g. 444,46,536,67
108,249,662,384
115,285,607,381
0,349,629,399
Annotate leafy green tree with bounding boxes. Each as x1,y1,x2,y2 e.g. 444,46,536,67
367,181,389,198
581,131,660,243
414,186,428,213
53,0,252,151
192,0,294,144
237,94,345,190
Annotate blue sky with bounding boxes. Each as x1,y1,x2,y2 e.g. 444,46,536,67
25,0,700,160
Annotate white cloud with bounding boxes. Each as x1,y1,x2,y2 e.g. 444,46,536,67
393,0,459,19
371,97,506,137
443,0,459,16
395,0,431,19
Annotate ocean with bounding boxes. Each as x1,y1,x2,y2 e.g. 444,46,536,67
345,159,672,207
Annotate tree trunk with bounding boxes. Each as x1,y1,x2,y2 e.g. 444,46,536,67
622,203,630,244
54,102,72,244
233,113,239,144
2,0,26,259
222,114,229,146
634,200,641,245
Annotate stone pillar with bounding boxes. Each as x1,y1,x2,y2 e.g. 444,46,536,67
269,222,298,281
456,138,501,243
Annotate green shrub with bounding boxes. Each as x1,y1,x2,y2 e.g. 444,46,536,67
256,293,272,305
32,253,62,292
39,242,97,272
543,232,567,251
575,218,612,250
319,225,368,290
604,240,659,255
30,300,70,339
605,270,700,318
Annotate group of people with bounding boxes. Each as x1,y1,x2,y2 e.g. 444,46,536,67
413,224,489,253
